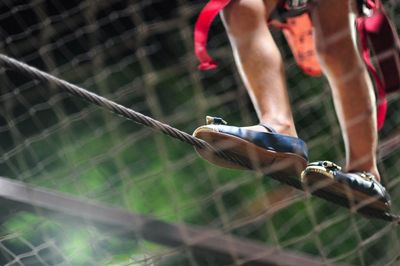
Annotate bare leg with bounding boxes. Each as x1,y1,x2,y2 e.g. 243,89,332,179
221,0,297,137
311,0,380,181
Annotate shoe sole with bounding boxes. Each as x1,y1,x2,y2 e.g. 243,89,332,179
301,166,390,212
193,128,307,176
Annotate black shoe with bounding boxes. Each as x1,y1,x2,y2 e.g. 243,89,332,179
193,116,308,175
301,161,391,211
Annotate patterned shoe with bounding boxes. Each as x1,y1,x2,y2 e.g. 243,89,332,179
193,116,308,175
301,161,391,211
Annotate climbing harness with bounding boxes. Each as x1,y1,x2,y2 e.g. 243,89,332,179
269,3,321,76
194,0,400,129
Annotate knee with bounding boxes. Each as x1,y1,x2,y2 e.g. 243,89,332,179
313,0,360,72
316,36,362,75
221,0,268,38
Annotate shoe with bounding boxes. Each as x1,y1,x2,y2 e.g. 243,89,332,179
301,161,391,211
192,116,308,175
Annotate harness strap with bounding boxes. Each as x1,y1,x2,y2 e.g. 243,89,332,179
356,0,400,130
357,16,387,130
194,0,231,70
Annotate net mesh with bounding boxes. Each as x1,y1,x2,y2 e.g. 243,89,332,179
0,0,400,265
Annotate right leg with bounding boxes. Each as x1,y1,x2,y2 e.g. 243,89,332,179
221,0,298,137
193,0,308,173
312,0,380,179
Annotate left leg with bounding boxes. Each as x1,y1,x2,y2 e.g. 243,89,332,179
311,0,380,180
302,0,390,210
193,0,309,174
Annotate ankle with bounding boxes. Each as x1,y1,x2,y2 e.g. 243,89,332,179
259,119,297,137
346,165,381,182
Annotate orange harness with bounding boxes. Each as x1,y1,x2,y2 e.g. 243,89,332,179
268,4,321,77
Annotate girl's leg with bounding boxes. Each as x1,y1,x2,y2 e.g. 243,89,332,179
311,0,380,180
221,0,297,137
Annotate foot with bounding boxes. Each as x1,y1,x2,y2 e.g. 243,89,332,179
193,116,308,175
241,124,295,137
301,161,391,212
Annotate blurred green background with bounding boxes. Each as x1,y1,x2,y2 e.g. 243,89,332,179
0,0,400,265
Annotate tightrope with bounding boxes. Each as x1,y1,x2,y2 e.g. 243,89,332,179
0,54,248,169
0,53,398,223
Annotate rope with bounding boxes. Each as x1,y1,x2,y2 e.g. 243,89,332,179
0,54,248,169
0,53,398,223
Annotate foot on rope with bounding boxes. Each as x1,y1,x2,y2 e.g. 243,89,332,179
301,161,391,212
192,116,308,176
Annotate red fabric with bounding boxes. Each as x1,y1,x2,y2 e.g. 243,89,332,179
194,0,231,70
361,7,400,94
357,16,387,130
356,0,400,130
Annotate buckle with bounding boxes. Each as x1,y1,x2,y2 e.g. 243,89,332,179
206,116,227,125
288,0,309,9
358,172,375,182
322,161,342,171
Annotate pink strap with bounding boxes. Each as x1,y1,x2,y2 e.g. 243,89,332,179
194,0,231,70
357,16,387,130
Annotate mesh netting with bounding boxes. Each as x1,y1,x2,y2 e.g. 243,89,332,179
0,0,400,265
